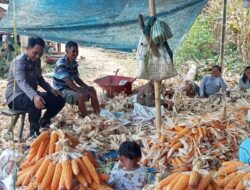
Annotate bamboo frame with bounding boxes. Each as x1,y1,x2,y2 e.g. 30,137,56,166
148,0,162,140
220,0,227,71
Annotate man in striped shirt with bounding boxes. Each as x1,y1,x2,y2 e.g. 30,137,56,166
53,41,100,118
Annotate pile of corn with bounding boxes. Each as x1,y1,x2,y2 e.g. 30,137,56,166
156,170,220,190
142,106,249,171
215,161,250,189
16,130,113,190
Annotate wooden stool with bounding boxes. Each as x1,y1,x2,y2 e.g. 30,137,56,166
1,109,27,140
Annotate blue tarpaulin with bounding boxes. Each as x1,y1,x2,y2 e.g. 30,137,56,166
0,0,208,51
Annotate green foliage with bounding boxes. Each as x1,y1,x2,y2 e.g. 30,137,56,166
174,15,217,68
175,0,249,74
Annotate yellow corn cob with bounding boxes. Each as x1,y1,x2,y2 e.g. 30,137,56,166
217,165,237,176
36,137,50,161
216,172,236,187
157,173,179,189
90,181,101,190
55,143,61,152
31,157,45,176
59,165,66,190
185,130,193,137
27,181,38,190
35,158,51,183
179,156,187,163
82,156,100,184
165,174,182,190
71,159,80,175
76,157,92,184
197,127,203,138
225,173,245,189
176,127,191,139
51,162,63,190
22,171,32,186
173,142,183,150
244,172,250,180
172,174,189,190
63,160,73,190
78,185,87,190
16,171,28,186
171,158,179,168
194,133,199,143
175,157,183,167
195,174,212,190
211,180,223,190
222,161,245,167
170,138,179,146
175,126,185,131
42,141,50,157
201,127,207,138
235,180,245,190
40,162,56,189
188,170,201,188
49,131,58,154
27,147,38,161
206,184,212,190
18,165,33,177
76,173,88,187
30,131,50,148
20,159,35,170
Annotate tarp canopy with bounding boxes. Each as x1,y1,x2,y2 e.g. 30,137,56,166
0,0,208,51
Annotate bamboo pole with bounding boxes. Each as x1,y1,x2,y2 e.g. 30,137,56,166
220,0,227,71
148,0,162,140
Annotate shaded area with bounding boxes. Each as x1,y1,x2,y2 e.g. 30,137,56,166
0,0,208,51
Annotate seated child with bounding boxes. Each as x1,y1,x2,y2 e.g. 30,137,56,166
108,141,148,190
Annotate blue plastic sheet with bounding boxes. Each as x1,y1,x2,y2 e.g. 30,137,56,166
0,0,208,51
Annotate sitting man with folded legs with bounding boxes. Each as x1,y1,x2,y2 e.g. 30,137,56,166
53,41,100,118
5,37,65,137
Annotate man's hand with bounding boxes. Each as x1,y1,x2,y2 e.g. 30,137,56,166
33,95,46,109
50,89,62,96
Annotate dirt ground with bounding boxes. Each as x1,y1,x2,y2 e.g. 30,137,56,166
0,46,142,141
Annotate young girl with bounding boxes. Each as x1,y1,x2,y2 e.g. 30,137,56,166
239,65,250,91
108,141,148,190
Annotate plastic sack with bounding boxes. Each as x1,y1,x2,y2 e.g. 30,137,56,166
136,37,177,81
0,149,22,190
150,19,173,45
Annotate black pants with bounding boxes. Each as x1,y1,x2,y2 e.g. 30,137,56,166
8,92,65,123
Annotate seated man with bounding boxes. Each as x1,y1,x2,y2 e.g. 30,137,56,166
136,81,173,109
53,41,100,117
5,37,65,137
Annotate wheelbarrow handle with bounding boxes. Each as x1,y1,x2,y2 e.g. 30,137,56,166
115,69,119,76
132,77,137,83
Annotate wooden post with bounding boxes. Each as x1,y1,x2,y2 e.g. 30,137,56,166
220,0,227,71
148,0,162,140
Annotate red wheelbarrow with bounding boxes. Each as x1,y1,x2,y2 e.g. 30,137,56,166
94,70,136,98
